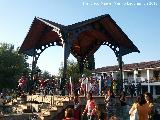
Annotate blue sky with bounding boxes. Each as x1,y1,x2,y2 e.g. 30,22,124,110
0,0,160,75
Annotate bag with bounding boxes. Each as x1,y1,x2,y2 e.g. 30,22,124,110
130,108,139,120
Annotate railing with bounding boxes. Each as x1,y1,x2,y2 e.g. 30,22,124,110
124,77,160,83
27,95,71,119
149,77,160,83
124,77,147,83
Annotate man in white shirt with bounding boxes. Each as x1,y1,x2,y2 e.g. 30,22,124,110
81,74,88,96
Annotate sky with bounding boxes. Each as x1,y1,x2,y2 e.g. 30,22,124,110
0,0,160,75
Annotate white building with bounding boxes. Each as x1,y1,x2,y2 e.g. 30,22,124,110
93,60,160,98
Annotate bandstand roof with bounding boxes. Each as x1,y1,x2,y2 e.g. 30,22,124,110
67,14,139,59
19,17,64,56
19,14,140,59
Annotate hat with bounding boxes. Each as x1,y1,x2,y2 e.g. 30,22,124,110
82,74,86,77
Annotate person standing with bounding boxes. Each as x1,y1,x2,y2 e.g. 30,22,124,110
129,94,150,120
137,83,142,95
73,92,81,120
130,84,135,97
104,90,116,120
106,75,112,91
144,92,157,120
119,91,127,106
112,80,117,95
80,74,88,96
18,75,27,92
82,92,99,120
119,91,127,119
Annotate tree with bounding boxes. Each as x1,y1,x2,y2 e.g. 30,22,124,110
41,70,52,79
58,60,92,84
0,43,30,88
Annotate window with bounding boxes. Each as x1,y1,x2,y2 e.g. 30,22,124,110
127,72,133,77
155,86,160,95
137,71,141,77
153,70,160,80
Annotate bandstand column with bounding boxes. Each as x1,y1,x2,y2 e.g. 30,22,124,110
30,49,37,94
134,70,138,86
99,76,101,96
147,69,150,93
61,40,68,96
111,72,114,79
118,55,123,91
122,71,125,90
61,32,72,96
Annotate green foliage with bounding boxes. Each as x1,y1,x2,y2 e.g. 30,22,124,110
86,54,95,70
0,43,30,88
41,70,52,79
58,60,92,83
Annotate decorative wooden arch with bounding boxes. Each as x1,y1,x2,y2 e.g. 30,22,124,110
19,14,140,94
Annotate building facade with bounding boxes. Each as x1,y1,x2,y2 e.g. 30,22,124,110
93,60,160,98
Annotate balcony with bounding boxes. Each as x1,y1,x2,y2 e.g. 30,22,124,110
124,77,160,84
149,77,160,83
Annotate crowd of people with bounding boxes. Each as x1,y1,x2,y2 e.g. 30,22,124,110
17,73,117,97
17,73,144,99
62,91,159,120
2,74,157,120
61,73,159,120
17,74,61,95
125,83,142,97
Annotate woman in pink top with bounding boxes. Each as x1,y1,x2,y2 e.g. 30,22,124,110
82,92,99,120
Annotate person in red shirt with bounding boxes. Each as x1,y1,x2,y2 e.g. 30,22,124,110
39,79,45,89
82,92,99,120
18,75,27,92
